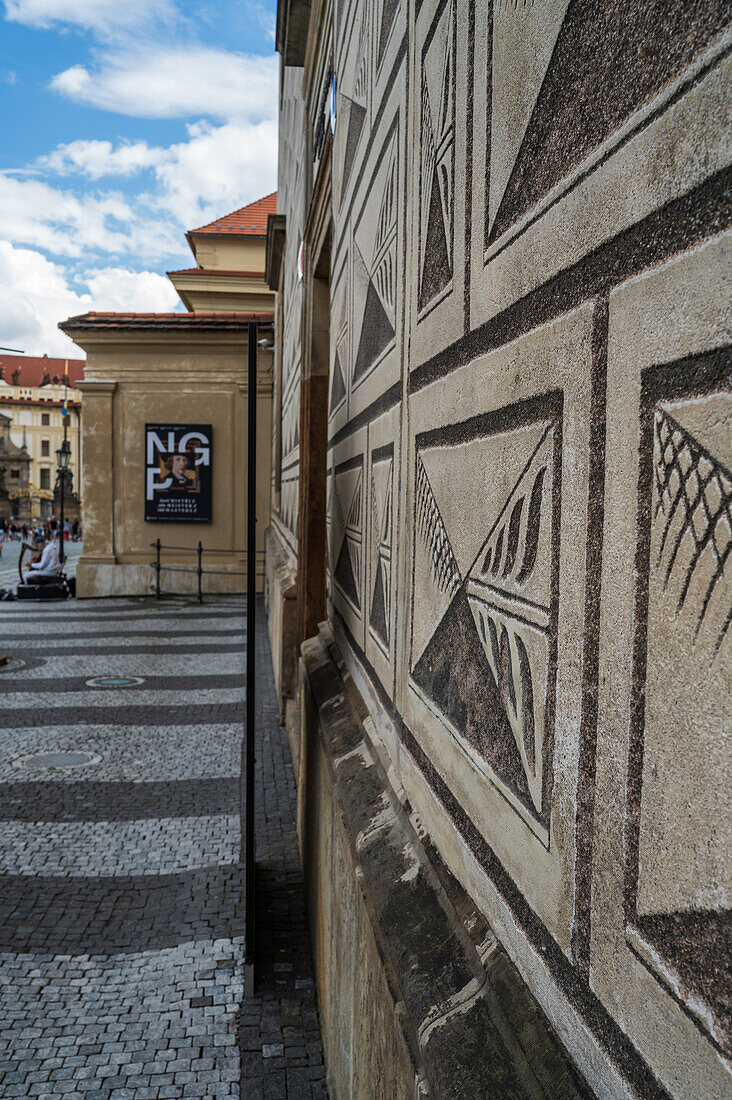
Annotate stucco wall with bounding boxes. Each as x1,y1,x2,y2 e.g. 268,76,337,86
76,336,272,598
268,3,731,1097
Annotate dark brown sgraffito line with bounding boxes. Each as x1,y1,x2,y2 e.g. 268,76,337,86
571,298,609,977
410,168,732,395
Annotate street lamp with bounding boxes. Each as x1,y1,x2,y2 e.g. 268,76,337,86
56,437,71,565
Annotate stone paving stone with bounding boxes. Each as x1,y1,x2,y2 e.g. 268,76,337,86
0,596,328,1099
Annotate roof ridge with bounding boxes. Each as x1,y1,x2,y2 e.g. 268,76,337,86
188,191,277,237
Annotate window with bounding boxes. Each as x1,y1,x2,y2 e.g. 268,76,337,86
40,468,50,490
41,439,50,456
41,413,50,425
10,469,19,479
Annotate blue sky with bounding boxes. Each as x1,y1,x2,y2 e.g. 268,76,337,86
0,0,278,356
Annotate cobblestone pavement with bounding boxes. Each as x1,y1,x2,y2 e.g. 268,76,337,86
0,596,328,1100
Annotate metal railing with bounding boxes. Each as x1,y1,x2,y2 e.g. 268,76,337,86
150,539,247,603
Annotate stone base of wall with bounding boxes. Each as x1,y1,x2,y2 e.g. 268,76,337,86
264,526,297,720
298,624,591,1100
77,559,262,598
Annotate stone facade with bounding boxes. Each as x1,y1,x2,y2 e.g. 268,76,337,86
266,3,731,1098
62,317,273,599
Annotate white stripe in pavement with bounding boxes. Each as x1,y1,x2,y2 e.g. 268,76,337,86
1,687,245,709
0,615,244,637
0,816,240,877
0,724,242,781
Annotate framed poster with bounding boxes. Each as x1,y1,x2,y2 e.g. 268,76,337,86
145,424,212,522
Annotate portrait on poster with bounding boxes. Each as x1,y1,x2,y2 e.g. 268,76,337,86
145,424,213,522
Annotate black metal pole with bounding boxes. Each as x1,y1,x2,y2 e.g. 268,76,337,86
243,321,257,996
155,538,161,599
58,418,67,566
197,540,203,604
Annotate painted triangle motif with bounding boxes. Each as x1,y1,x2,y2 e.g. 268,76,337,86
377,0,399,70
369,456,393,650
411,455,461,666
419,166,451,311
419,0,454,309
370,560,389,645
412,586,538,818
335,538,360,609
340,96,366,197
330,349,346,415
353,278,395,384
487,0,570,233
334,466,363,611
488,0,726,243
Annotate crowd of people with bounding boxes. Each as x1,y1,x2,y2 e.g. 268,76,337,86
0,516,82,558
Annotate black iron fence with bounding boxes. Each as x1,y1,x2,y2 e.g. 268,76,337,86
150,539,246,603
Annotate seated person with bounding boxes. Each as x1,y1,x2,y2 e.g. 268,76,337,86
26,534,60,584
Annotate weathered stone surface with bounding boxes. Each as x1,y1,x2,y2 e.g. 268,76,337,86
300,626,591,1100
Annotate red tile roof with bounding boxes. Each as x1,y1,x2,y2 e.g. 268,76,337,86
188,192,277,237
0,354,85,388
60,311,273,333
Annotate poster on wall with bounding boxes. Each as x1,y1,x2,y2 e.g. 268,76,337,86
145,424,213,522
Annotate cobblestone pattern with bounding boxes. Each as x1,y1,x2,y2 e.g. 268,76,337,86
0,596,328,1099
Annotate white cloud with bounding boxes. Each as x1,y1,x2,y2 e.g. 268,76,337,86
3,0,174,34
0,241,90,356
33,117,278,235
83,267,180,313
0,241,184,356
51,45,278,121
151,119,278,227
39,139,165,180
0,173,182,260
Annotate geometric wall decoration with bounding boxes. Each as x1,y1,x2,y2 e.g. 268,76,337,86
627,376,731,1058
487,0,729,245
411,415,557,829
369,446,393,651
418,0,454,311
352,130,398,388
334,459,364,612
592,239,732,1098
376,0,399,73
331,265,349,417
337,3,369,203
486,0,570,241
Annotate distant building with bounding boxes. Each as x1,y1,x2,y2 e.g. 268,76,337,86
0,355,83,520
0,410,31,520
167,193,277,314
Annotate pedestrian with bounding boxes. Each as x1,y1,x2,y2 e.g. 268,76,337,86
0,524,4,559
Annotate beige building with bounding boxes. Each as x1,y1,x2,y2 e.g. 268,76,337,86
63,195,276,598
0,354,83,520
168,193,277,314
265,3,731,1099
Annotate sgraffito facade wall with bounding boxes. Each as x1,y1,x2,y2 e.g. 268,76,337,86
268,2,731,1097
